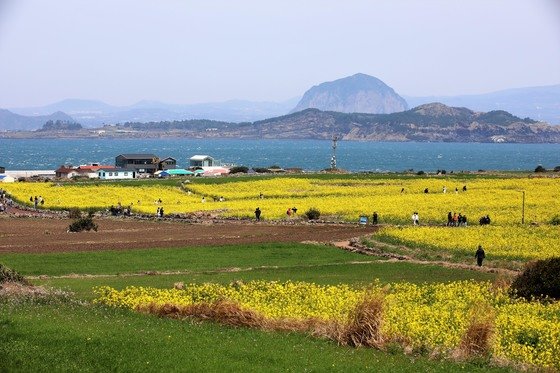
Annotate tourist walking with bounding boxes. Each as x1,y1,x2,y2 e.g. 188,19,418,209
475,245,486,266
412,212,419,225
255,207,261,221
372,211,378,225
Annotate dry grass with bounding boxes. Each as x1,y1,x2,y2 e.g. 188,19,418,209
454,304,495,359
339,295,384,348
137,293,386,350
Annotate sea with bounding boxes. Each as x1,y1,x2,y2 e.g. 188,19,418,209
1,138,559,172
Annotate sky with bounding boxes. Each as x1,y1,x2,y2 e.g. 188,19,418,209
1,0,559,108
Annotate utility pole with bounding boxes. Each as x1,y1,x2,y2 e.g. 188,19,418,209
330,135,338,170
522,190,525,224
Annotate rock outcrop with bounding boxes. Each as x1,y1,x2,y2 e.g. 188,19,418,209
291,73,408,114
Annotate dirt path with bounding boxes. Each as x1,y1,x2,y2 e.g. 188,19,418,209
0,216,378,254
332,239,519,276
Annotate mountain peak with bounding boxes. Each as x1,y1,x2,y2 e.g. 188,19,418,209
292,74,408,114
412,102,473,117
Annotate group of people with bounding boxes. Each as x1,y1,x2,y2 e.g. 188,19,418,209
422,185,468,194
447,212,468,226
109,202,131,216
29,195,45,209
156,207,164,218
286,207,298,217
0,189,13,212
479,215,492,225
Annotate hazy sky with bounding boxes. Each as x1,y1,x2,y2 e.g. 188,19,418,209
1,0,559,107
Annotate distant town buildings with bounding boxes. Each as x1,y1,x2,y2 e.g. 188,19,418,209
2,153,230,181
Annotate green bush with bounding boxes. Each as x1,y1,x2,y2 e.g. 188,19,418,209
510,257,560,300
252,168,271,173
551,215,560,226
68,217,98,232
305,208,321,220
0,263,29,285
534,165,546,172
229,166,249,174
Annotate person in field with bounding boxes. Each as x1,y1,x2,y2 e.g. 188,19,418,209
412,212,419,225
475,245,486,266
255,207,261,221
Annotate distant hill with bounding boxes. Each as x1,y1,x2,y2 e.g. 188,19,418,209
36,119,82,132
292,73,408,114
0,109,75,131
9,97,301,127
405,84,560,125
15,102,551,143
241,103,557,142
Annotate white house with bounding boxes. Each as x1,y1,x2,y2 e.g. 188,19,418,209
190,155,217,168
97,168,135,180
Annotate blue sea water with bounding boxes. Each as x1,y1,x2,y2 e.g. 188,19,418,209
1,138,559,172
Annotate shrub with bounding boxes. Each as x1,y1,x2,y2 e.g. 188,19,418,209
0,263,29,285
534,165,546,172
510,257,560,300
305,207,321,220
554,165,560,172
229,166,249,174
68,208,82,219
551,215,560,226
416,170,425,175
252,167,271,173
68,217,98,232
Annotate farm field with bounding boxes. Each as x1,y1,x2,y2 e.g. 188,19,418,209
4,174,560,224
0,240,505,372
1,172,559,371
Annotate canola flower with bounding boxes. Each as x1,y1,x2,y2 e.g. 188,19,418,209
94,280,560,370
374,225,560,261
4,176,559,224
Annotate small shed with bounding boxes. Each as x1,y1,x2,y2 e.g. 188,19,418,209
55,165,80,179
190,155,215,168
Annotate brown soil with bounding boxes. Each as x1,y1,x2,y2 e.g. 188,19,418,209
0,215,377,254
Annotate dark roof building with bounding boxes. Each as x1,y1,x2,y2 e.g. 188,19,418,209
115,154,159,174
158,157,177,170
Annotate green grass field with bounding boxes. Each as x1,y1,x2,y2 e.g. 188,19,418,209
0,242,506,371
1,299,512,372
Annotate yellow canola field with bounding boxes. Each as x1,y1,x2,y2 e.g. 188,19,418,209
95,280,560,370
374,225,560,261
186,176,560,224
4,176,558,224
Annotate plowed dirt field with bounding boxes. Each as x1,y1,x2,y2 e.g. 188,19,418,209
0,216,376,253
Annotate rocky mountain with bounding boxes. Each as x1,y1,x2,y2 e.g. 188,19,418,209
291,73,408,114
405,84,560,125
0,109,75,131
